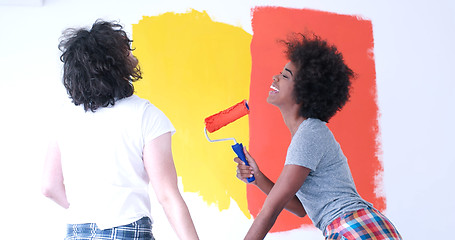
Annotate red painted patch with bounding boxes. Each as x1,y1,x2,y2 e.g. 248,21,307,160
249,7,382,232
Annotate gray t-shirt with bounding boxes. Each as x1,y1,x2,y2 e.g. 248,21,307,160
285,118,372,233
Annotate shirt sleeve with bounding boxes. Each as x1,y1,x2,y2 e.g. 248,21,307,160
142,104,176,144
285,123,327,171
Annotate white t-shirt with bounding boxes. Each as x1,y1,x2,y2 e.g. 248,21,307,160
56,95,175,230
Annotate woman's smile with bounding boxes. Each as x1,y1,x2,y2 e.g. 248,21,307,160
269,84,279,95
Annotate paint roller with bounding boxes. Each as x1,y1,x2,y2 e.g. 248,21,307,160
204,100,255,183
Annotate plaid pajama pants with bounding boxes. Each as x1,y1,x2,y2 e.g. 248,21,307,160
65,217,155,240
325,208,402,240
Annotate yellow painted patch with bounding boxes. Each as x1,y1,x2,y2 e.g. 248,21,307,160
132,10,252,218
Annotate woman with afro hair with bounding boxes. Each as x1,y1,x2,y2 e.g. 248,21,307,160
234,34,402,240
41,20,199,240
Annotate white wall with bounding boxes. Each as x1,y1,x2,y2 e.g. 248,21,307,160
0,0,454,239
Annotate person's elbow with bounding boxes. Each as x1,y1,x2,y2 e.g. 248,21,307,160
286,199,307,217
156,189,181,208
156,192,171,206
294,209,307,218
285,203,307,217
41,183,54,198
289,205,307,218
41,182,59,199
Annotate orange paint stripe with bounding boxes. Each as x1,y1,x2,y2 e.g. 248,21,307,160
249,7,381,232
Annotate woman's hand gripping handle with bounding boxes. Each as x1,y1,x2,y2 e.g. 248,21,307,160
233,146,260,184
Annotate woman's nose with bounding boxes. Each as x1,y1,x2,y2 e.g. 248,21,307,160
272,75,279,82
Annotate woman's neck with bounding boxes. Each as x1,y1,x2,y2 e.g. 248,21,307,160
279,105,306,137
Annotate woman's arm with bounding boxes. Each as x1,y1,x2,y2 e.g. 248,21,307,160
244,164,310,240
143,132,199,240
235,148,307,217
41,140,70,209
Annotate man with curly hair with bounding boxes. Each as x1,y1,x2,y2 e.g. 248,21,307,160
41,20,199,240
235,34,402,240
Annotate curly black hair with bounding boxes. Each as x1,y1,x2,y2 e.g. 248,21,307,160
283,34,354,122
58,20,141,112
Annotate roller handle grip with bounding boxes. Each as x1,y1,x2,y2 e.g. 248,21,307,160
232,143,255,183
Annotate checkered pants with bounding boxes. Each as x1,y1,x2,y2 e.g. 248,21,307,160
325,208,402,240
65,217,154,240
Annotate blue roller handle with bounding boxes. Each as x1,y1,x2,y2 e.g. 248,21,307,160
231,143,255,183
